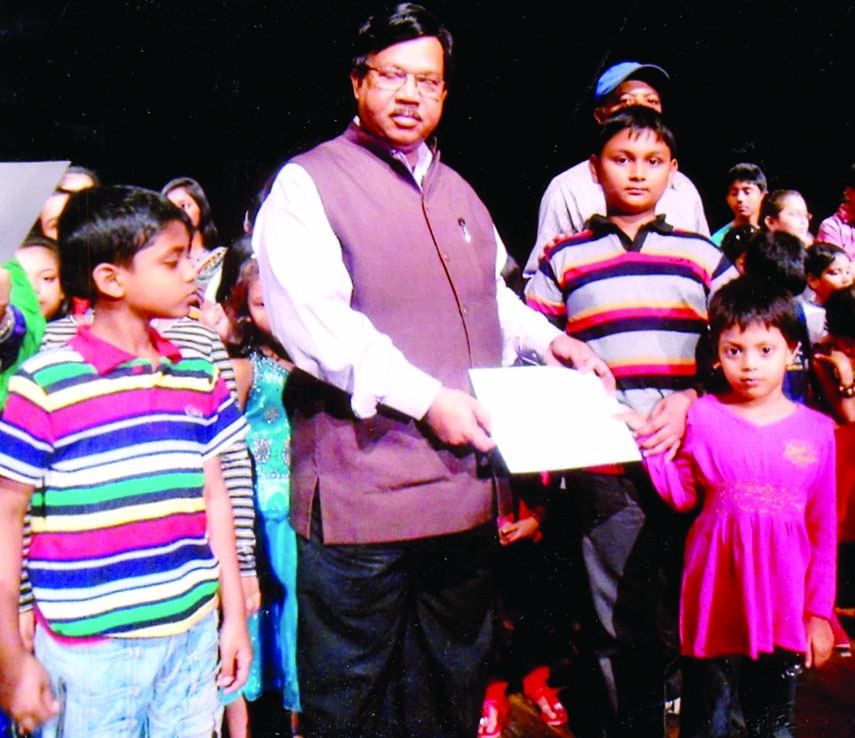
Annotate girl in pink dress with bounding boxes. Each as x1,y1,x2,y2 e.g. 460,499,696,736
640,275,836,738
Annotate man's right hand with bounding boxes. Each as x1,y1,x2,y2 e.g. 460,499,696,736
1,652,59,734
424,387,496,453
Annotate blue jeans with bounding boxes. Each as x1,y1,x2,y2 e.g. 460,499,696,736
36,611,222,738
296,507,496,738
680,651,800,738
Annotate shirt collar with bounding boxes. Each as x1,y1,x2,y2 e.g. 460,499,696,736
68,324,183,375
587,214,673,250
350,117,436,187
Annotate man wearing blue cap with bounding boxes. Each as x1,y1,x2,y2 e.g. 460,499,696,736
523,61,709,275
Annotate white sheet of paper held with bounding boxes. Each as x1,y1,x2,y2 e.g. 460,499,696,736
469,365,641,473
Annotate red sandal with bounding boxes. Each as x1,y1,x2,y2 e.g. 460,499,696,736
523,666,568,728
478,680,510,738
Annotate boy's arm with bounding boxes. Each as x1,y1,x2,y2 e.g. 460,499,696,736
0,477,58,732
202,456,251,694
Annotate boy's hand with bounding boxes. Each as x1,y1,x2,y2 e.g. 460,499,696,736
635,389,697,460
1,652,59,733
0,265,11,319
804,615,834,669
217,616,253,694
544,334,616,394
19,609,35,653
498,516,540,546
241,575,261,615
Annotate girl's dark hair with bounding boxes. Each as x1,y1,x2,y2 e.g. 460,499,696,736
17,235,71,319
161,176,219,251
805,241,848,279
759,188,802,224
742,230,807,296
824,286,855,340
57,185,191,302
708,275,803,350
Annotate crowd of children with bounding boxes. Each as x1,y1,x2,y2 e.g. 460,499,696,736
0,85,855,738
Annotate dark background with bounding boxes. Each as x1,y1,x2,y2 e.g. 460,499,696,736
3,1,853,265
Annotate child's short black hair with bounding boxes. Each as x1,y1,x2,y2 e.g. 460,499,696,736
726,162,767,192
58,185,191,302
742,230,807,296
720,224,760,266
824,286,855,340
592,105,676,158
804,241,848,279
708,275,803,350
759,189,802,223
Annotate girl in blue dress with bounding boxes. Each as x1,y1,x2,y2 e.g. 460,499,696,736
222,247,300,737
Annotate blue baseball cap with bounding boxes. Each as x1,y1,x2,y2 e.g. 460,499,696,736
595,61,670,102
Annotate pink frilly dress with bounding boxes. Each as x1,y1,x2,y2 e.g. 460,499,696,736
644,394,837,659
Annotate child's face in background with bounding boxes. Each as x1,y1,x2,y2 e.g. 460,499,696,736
590,128,676,217
165,187,201,228
765,194,812,243
247,279,271,337
810,255,853,305
16,245,64,319
726,180,763,226
717,320,796,404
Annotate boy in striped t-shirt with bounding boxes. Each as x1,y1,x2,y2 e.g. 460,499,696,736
525,106,734,738
0,186,250,737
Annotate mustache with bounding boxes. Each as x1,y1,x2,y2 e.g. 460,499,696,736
391,106,422,120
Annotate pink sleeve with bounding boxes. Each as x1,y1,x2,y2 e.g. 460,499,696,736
804,424,838,619
642,419,699,512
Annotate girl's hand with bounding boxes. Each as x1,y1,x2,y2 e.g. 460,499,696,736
498,516,540,546
634,390,696,460
804,615,834,668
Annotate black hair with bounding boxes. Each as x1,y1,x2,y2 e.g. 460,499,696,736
759,188,803,224
161,176,220,251
216,234,254,305
742,229,807,296
592,105,676,158
16,234,70,320
720,224,760,266
708,275,803,350
57,185,191,302
352,3,453,86
824,286,855,340
805,241,849,279
726,162,767,192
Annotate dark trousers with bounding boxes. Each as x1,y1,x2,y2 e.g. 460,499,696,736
680,651,800,738
559,468,685,738
296,510,496,738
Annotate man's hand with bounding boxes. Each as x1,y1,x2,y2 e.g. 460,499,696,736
0,652,59,733
544,334,616,394
634,390,697,460
217,616,253,694
424,387,495,453
804,615,834,669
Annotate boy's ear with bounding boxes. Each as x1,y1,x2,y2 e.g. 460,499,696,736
91,263,125,300
589,155,601,184
668,157,678,187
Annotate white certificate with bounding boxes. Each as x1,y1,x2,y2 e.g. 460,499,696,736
469,365,641,473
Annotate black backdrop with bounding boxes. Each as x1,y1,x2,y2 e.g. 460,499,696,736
4,1,853,265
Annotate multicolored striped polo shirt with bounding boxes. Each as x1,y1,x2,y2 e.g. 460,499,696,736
0,326,247,639
526,216,734,415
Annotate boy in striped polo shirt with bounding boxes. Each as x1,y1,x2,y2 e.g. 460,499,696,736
0,186,250,737
526,106,734,738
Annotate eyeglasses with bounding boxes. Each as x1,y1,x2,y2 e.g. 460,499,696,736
365,65,444,99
